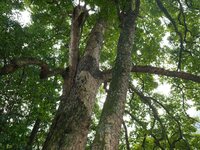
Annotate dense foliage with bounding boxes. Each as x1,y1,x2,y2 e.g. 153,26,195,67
0,0,199,149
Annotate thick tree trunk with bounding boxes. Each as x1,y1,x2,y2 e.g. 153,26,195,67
42,18,106,149
92,1,140,149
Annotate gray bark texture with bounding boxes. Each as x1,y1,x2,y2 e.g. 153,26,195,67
63,6,88,96
42,19,106,150
92,1,140,149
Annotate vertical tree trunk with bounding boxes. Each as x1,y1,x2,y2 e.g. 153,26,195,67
63,6,88,96
25,118,41,150
92,1,140,149
42,15,107,150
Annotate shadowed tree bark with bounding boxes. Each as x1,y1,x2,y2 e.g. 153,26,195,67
42,15,107,149
0,1,200,149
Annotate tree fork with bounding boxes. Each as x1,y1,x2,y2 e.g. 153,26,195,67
63,5,88,96
42,18,107,149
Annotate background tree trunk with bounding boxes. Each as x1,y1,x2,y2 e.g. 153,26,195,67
25,118,41,150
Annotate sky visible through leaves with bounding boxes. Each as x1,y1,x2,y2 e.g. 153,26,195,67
10,7,200,133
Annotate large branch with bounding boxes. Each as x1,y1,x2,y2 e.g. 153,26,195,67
65,5,88,95
101,65,200,83
0,57,65,79
131,65,200,83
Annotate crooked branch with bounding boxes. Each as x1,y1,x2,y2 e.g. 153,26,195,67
130,84,191,149
150,96,191,149
0,57,65,79
130,85,167,140
125,110,165,149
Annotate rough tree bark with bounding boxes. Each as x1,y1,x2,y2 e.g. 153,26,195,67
63,5,88,96
92,0,140,149
1,1,200,150
42,7,107,149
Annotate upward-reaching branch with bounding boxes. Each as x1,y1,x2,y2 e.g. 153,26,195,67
155,0,184,70
177,0,189,43
25,118,41,150
122,121,131,150
63,5,88,96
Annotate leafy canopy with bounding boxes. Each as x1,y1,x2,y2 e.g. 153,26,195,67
0,0,199,149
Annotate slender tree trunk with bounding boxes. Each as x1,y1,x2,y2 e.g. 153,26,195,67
42,17,106,149
92,1,140,149
122,121,131,150
25,118,41,150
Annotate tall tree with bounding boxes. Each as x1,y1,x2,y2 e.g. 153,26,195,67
0,0,200,149
92,0,140,149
